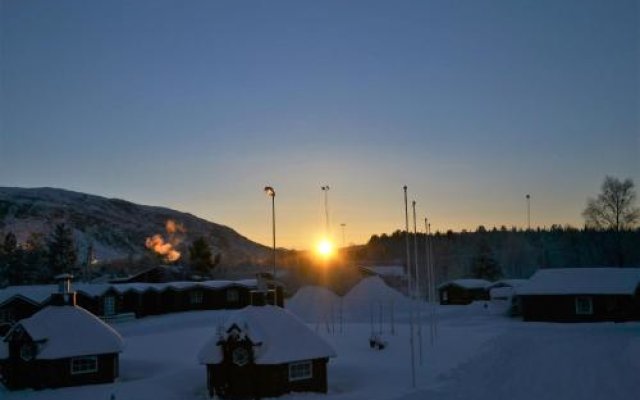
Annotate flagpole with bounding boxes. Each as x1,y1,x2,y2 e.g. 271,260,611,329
403,186,416,388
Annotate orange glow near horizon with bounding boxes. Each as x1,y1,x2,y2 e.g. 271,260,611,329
315,239,334,259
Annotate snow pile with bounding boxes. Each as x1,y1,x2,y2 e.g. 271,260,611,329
198,305,336,365
517,268,640,295
343,276,411,321
7,305,124,359
287,285,341,322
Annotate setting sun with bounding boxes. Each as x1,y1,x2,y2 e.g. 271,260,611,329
316,239,334,258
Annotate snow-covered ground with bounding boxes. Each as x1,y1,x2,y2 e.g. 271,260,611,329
2,298,639,399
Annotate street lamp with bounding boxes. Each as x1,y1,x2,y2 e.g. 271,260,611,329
321,185,330,235
526,194,531,230
264,186,276,278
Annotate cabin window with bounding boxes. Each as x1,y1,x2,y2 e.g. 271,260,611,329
232,347,250,367
0,309,13,323
190,291,203,304
104,296,116,316
575,296,593,315
288,360,313,382
20,344,35,361
71,356,98,374
226,289,239,303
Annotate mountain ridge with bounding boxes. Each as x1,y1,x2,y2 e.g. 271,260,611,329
0,186,271,267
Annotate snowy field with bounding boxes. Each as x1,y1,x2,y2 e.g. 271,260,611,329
2,299,640,400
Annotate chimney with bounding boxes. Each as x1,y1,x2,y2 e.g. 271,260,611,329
250,273,271,306
50,273,77,306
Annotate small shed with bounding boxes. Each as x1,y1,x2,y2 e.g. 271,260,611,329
488,279,528,316
438,279,491,305
0,276,124,390
517,268,640,322
198,304,336,399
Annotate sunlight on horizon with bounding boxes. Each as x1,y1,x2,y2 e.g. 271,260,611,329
315,239,334,259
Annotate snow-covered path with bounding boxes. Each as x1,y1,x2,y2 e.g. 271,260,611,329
400,322,640,400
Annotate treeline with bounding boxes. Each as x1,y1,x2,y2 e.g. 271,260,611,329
350,226,640,283
0,224,221,287
0,224,78,286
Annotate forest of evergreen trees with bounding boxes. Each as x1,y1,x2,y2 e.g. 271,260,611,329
351,226,640,283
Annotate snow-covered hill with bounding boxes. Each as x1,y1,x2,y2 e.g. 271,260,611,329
0,187,270,266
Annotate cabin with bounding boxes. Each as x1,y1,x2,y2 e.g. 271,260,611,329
0,296,41,336
488,279,528,316
0,285,61,336
0,277,283,326
109,264,187,283
198,303,336,399
517,268,640,322
0,275,124,390
438,279,491,305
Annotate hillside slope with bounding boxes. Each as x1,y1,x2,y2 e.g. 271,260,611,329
0,187,270,266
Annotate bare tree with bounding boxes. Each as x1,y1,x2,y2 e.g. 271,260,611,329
582,176,640,231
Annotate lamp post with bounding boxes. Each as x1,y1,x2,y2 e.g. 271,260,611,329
403,186,411,284
321,185,330,235
264,186,276,278
526,194,531,230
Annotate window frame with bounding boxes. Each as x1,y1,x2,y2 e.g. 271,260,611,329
226,289,240,303
575,296,593,315
20,343,35,361
0,309,14,323
288,360,313,382
103,296,116,316
189,290,204,305
70,356,99,375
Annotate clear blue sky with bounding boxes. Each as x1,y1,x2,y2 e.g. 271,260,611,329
1,0,638,249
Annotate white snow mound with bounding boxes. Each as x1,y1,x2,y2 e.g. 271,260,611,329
287,285,341,322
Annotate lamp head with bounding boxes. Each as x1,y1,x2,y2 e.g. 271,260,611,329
264,186,275,197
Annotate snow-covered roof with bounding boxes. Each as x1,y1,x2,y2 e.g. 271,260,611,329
360,265,405,277
198,305,336,365
517,268,640,296
487,279,528,289
438,279,492,290
490,286,516,299
0,285,56,307
0,279,259,307
7,305,124,359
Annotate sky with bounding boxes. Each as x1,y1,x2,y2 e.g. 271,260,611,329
1,0,638,250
